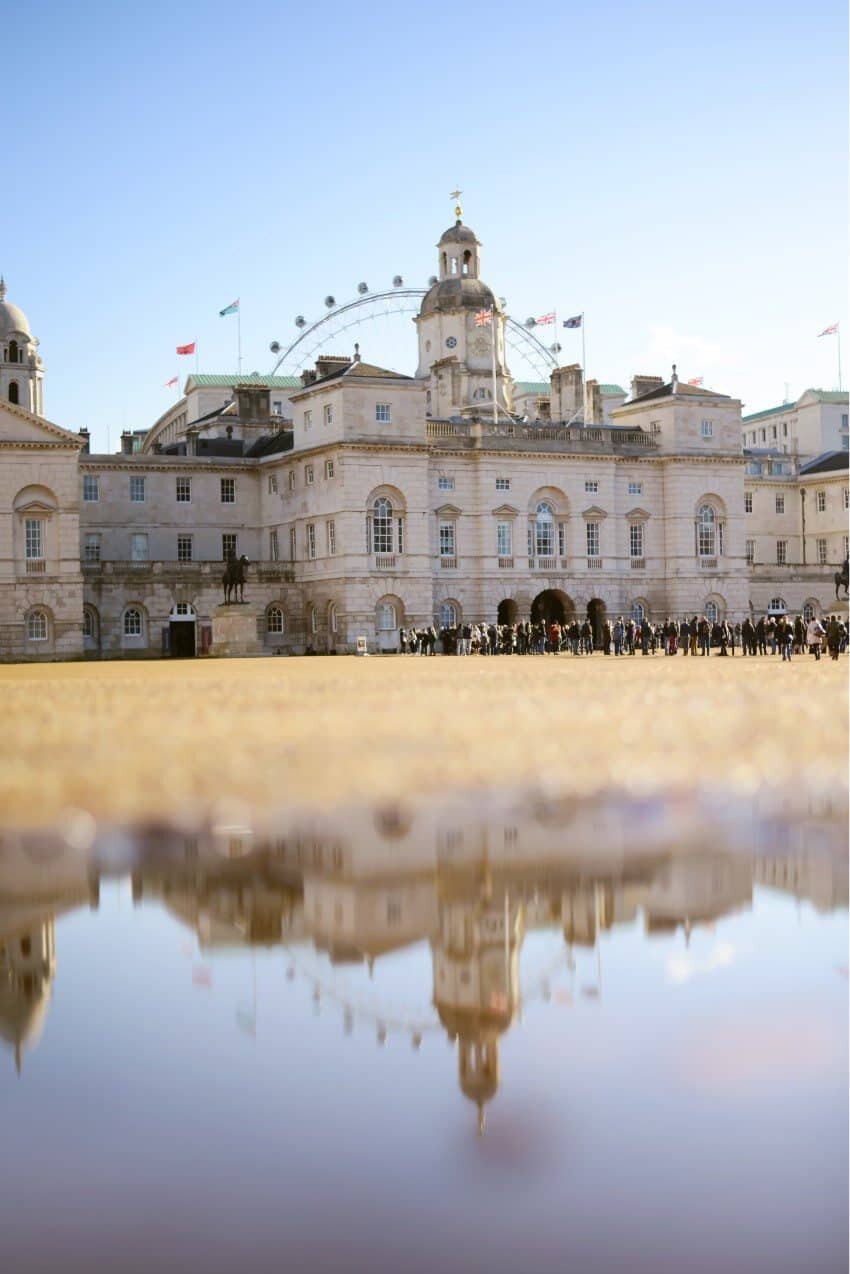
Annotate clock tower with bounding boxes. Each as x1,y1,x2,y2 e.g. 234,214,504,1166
415,201,512,419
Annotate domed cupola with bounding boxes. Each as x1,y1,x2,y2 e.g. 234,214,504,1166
0,277,45,415
419,210,495,319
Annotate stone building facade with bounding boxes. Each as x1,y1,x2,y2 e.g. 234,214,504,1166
0,216,846,662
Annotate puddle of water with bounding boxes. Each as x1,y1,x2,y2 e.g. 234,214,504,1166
1,804,847,1274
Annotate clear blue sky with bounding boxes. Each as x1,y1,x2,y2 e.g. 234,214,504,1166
5,0,847,451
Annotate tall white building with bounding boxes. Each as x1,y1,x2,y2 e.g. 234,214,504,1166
0,216,846,661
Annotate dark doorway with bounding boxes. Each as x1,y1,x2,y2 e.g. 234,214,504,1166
170,621,196,658
497,599,518,624
531,590,573,625
587,599,607,649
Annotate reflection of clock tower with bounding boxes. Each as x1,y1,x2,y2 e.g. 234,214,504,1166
415,201,512,418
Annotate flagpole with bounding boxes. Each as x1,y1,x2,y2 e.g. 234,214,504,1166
491,307,498,425
581,313,587,423
237,304,242,377
195,342,199,376
838,323,842,392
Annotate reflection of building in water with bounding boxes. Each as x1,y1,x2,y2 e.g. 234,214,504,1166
0,917,55,1073
433,863,524,1132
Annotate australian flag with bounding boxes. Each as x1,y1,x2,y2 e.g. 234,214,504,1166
563,314,582,329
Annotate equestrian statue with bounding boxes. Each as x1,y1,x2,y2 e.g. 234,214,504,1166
835,557,849,601
222,551,250,604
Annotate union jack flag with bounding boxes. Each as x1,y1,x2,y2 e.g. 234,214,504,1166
819,323,839,337
536,312,555,325
475,308,492,327
687,377,703,386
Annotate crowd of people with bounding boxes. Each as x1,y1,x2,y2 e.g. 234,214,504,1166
398,612,848,660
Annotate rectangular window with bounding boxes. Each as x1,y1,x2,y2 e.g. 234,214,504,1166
327,520,336,556
745,539,754,565
775,494,784,514
495,477,511,491
842,413,848,428
130,475,146,502
83,474,99,502
304,410,312,430
816,538,828,565
131,532,148,562
628,481,642,495
289,527,296,561
307,523,316,559
629,524,643,558
558,522,566,557
176,477,191,503
272,400,282,416
375,403,391,423
584,480,599,494
439,522,456,557
701,419,713,438
84,534,101,563
24,519,43,559
816,490,826,512
220,478,235,504
397,517,404,554
843,437,848,451
586,521,600,557
268,473,278,494
650,420,661,435
305,464,314,486
776,539,787,565
324,404,333,426
497,521,512,557
288,470,296,491
745,492,753,513
222,533,237,560
760,428,766,442
770,425,777,439
269,529,279,561
844,488,849,510
325,459,335,479
438,476,455,491
177,534,193,562
845,535,849,559
782,422,788,436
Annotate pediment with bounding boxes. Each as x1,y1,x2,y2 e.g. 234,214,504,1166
0,400,85,447
14,498,56,515
581,504,608,520
435,502,462,516
625,506,651,522
492,503,520,516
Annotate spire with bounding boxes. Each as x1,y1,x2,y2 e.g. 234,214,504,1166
0,277,6,302
450,187,463,222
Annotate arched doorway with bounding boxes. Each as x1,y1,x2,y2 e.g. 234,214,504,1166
587,598,607,649
376,598,401,653
169,602,196,657
531,590,573,625
497,598,518,624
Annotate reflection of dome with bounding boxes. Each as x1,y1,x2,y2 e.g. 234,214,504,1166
0,974,51,1073
0,279,32,339
419,277,495,318
436,1003,513,1039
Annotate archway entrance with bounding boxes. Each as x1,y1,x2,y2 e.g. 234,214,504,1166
169,602,196,658
587,599,607,649
497,598,518,625
531,590,573,625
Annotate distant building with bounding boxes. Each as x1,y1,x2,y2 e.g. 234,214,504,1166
742,388,849,460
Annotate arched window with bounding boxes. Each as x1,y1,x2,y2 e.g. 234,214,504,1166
83,608,95,639
426,390,432,408
802,601,816,623
462,249,472,275
472,387,489,400
328,602,337,634
267,606,284,634
450,257,458,276
8,381,19,405
8,339,18,363
309,606,318,634
372,497,393,554
631,601,645,624
441,252,447,276
768,597,787,613
440,602,457,628
705,600,719,624
123,608,142,637
697,504,716,557
376,602,397,630
26,611,47,641
534,502,554,557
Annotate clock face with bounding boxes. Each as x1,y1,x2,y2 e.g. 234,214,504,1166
470,336,489,357
445,336,457,349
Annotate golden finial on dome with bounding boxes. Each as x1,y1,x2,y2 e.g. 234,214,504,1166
450,188,463,220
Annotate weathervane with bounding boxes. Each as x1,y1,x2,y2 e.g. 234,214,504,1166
450,188,463,220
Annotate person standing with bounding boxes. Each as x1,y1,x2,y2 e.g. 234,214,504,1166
826,615,842,660
806,615,825,660
781,617,794,662
698,615,710,656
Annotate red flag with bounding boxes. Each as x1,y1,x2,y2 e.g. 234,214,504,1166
818,323,838,337
687,377,703,386
164,376,178,388
176,342,195,355
536,312,555,325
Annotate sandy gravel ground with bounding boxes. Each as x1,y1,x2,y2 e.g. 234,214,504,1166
0,653,846,832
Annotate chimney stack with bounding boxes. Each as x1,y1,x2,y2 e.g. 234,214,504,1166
120,430,134,455
78,427,90,454
630,374,664,401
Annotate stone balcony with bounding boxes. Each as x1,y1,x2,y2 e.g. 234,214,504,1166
425,418,658,455
79,559,294,583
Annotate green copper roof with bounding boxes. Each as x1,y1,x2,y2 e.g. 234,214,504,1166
185,373,300,390
599,384,626,395
515,381,549,395
744,388,848,422
742,402,794,422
